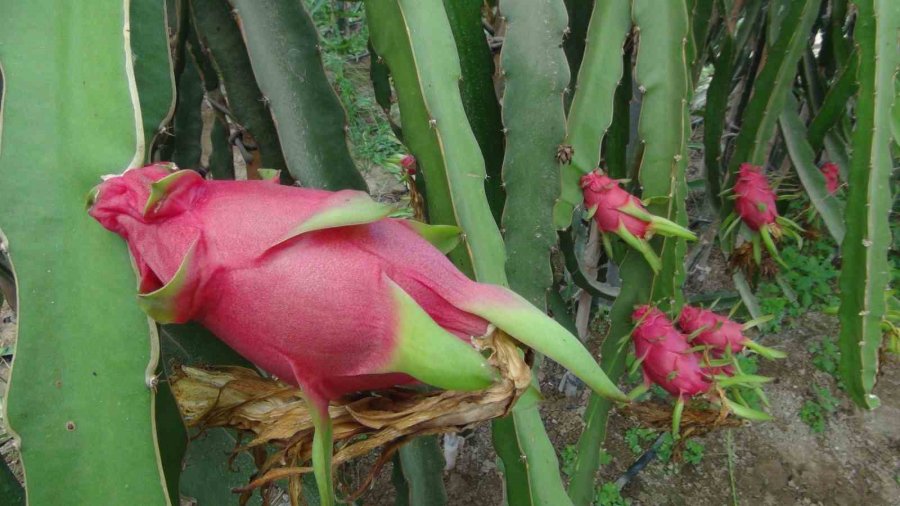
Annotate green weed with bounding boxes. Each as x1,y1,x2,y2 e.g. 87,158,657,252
561,445,577,477
561,444,611,478
758,241,839,333
655,432,705,467
624,427,656,455
594,482,630,506
808,336,840,379
800,384,839,433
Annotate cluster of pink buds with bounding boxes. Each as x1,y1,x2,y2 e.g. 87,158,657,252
581,170,696,272
630,304,784,433
819,162,840,194
723,163,803,266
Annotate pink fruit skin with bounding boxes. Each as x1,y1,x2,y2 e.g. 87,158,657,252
820,162,840,194
734,163,778,231
677,305,746,355
631,306,710,398
580,171,650,238
400,155,417,176
88,164,514,410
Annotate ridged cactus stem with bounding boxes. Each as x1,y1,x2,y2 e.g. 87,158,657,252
130,0,175,161
366,0,507,282
719,0,821,220
568,1,692,502
443,0,506,223
837,0,898,409
190,0,289,182
228,0,368,191
554,0,632,229
495,0,573,502
0,1,171,502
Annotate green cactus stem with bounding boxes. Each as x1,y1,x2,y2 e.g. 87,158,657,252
837,0,898,409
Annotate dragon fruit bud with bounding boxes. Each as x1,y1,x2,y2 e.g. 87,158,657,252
87,164,627,408
400,154,417,176
581,171,650,237
581,171,695,272
677,305,746,354
631,306,710,398
733,163,778,231
820,162,840,194
678,305,786,361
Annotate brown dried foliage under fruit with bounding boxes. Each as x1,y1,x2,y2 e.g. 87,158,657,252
728,241,779,280
169,330,531,501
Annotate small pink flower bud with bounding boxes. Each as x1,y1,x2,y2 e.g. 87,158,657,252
734,163,778,231
580,171,650,238
820,162,840,194
678,305,746,354
400,155,417,176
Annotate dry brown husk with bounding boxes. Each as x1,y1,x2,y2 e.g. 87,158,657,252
623,399,743,439
169,330,531,499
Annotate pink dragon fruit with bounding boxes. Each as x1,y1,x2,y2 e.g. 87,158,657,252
581,170,695,272
87,164,625,406
678,305,786,361
729,163,803,267
88,163,628,503
820,162,840,194
733,163,778,231
678,305,745,354
631,306,710,398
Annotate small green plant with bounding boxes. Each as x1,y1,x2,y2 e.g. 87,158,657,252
562,443,611,478
594,482,630,506
758,289,794,333
598,447,613,466
561,444,578,477
809,336,841,378
758,242,840,333
800,384,840,433
656,432,674,462
682,439,705,465
624,427,657,455
656,432,705,466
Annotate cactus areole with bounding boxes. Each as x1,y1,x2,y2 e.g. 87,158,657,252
86,164,626,412
733,163,779,231
631,306,711,398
